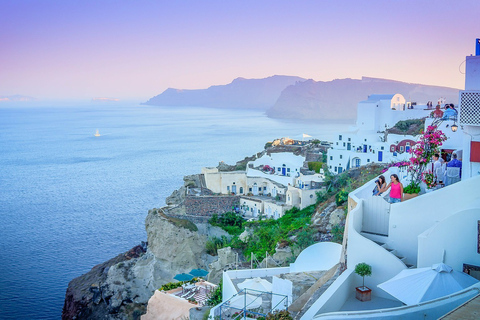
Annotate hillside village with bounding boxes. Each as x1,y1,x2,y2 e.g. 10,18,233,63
63,45,480,320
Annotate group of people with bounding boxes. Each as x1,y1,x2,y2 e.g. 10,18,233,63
432,103,458,120
372,174,403,203
372,152,462,203
432,152,462,183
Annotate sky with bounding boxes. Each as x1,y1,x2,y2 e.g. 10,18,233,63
1,0,479,100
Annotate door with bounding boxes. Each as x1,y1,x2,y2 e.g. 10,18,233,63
363,145,367,153
354,158,361,167
232,185,237,194
338,167,343,173
347,143,351,151
253,183,258,195
272,187,277,197
282,166,286,175
378,151,383,162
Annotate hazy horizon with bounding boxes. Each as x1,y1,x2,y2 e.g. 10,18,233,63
1,0,479,100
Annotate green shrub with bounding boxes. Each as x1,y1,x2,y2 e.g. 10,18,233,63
265,310,293,320
205,280,222,306
159,278,199,291
331,224,344,243
205,236,229,256
264,142,273,149
335,189,349,206
308,161,323,173
209,211,245,235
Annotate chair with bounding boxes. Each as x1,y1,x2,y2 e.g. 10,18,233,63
445,167,461,185
435,164,446,185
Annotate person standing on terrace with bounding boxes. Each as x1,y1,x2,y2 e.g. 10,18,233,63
447,153,462,178
433,105,444,118
384,174,403,203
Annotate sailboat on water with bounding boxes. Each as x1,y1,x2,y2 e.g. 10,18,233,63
94,129,101,137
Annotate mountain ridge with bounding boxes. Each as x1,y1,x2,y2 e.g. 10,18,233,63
143,75,461,120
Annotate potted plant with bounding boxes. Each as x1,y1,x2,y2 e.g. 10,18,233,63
403,180,421,200
355,262,372,301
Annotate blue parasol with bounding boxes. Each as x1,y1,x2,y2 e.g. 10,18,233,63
189,268,209,277
174,273,195,281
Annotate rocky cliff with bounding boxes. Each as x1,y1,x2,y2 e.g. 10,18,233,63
62,206,226,320
267,77,460,120
143,75,305,110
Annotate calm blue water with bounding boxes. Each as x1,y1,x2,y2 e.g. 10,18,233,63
0,103,350,319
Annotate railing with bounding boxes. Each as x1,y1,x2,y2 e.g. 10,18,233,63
312,286,480,319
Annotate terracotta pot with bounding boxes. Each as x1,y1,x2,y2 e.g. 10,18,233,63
403,193,419,201
356,286,372,302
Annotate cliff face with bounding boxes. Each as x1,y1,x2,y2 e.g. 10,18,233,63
62,209,214,320
266,77,460,120
143,75,305,110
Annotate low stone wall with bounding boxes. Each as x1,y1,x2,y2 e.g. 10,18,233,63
185,195,240,217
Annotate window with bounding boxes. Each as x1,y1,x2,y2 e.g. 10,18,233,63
348,138,351,141
336,142,339,145
339,135,342,141
343,142,346,147
227,186,230,192
278,167,281,172
381,146,384,150
364,139,367,142
334,166,337,172
249,188,252,192
330,156,333,160
400,146,404,152
406,142,410,146
263,186,267,191
240,187,244,193
391,146,395,152
340,155,343,159
367,159,370,162
329,165,332,169
310,194,314,198
287,168,290,172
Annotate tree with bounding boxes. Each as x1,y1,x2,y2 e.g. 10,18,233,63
354,262,372,288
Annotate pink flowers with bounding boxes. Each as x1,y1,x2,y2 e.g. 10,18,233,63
408,125,447,184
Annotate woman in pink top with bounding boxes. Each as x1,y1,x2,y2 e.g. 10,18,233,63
383,174,404,203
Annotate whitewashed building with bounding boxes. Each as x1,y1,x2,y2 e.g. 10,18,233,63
214,43,480,319
327,93,445,174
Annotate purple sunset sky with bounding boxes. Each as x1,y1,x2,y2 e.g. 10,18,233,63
1,0,479,100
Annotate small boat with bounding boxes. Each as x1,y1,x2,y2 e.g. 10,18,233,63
94,129,101,137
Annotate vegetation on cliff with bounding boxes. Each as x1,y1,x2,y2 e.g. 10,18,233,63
206,163,384,262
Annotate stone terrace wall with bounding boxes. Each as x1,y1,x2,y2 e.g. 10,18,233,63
185,195,240,217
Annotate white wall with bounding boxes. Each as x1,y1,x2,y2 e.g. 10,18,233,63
300,269,355,319
465,55,480,90
388,175,480,266
290,242,342,273
418,208,480,270
247,168,295,186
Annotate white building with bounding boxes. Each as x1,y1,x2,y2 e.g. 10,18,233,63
201,152,325,219
327,93,454,174
215,44,480,319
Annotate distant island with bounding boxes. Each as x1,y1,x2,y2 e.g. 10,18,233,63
143,76,460,120
0,94,36,102
92,97,120,102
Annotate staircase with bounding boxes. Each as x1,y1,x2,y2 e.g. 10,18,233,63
371,239,415,269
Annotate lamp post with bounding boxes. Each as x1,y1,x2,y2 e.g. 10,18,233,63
451,124,458,132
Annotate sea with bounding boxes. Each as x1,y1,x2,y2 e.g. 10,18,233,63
0,102,351,319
